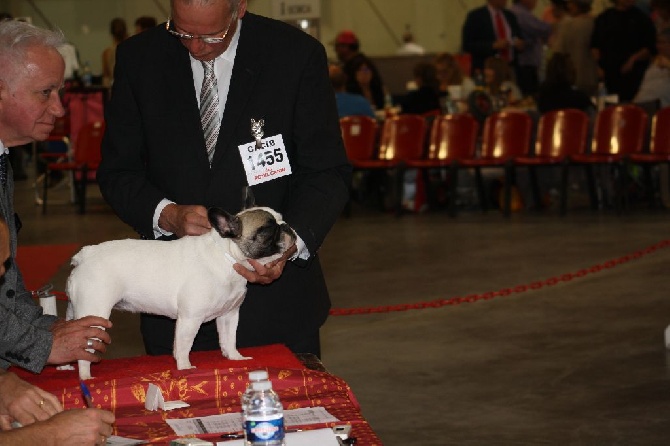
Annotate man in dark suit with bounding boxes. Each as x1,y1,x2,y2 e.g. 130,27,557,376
97,0,351,358
0,20,112,376
462,0,526,74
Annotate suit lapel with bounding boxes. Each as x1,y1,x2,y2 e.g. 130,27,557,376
162,35,211,168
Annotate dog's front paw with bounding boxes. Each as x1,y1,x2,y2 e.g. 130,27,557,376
225,351,252,361
176,363,196,370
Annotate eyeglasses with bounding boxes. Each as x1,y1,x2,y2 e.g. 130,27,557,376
166,11,237,44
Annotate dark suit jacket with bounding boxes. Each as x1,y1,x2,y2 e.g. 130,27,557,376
0,163,57,373
461,5,524,73
97,13,352,352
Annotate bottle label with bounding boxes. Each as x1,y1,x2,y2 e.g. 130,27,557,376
244,414,285,442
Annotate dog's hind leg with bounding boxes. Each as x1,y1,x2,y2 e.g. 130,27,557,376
216,311,251,360
174,317,200,369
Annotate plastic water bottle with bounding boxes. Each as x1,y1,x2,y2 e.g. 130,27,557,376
82,61,92,87
243,380,285,446
597,82,607,111
241,370,269,410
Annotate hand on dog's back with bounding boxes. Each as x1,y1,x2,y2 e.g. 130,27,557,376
158,204,211,238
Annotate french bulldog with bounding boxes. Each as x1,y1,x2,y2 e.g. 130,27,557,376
65,206,297,380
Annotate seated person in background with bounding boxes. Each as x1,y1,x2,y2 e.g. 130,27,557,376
0,218,114,444
328,64,375,118
634,26,670,108
399,62,442,115
334,30,386,110
483,56,523,106
434,52,476,104
353,61,384,111
537,52,595,114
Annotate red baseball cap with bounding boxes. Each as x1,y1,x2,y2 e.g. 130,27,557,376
335,30,359,45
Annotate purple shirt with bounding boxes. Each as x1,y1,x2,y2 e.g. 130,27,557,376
509,3,552,67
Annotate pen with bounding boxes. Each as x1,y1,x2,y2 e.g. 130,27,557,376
79,380,93,408
220,429,303,440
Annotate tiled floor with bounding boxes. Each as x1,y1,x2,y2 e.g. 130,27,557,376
15,162,670,445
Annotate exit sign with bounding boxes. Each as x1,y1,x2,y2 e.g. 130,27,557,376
271,0,321,20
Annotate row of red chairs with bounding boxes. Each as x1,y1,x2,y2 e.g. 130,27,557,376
341,105,669,217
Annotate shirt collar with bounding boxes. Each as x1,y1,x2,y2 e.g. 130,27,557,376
0,140,8,155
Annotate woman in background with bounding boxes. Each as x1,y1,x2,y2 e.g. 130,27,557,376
483,56,523,106
102,17,128,87
537,52,595,114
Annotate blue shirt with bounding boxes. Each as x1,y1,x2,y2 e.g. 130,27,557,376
335,92,376,119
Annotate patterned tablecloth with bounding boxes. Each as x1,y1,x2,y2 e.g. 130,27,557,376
13,344,382,445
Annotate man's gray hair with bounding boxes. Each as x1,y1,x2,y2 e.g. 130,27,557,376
0,20,65,62
170,0,241,9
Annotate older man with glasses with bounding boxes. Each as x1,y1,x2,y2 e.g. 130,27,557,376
97,0,351,359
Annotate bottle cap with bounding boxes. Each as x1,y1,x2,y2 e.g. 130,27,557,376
251,380,272,391
248,370,269,381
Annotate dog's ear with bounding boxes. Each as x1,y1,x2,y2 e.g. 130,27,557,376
207,208,241,238
242,186,256,210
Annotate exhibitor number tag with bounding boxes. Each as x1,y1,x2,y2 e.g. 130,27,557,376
238,134,291,186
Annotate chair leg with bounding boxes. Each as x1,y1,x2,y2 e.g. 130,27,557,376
394,164,406,217
474,167,487,213
447,163,459,218
78,166,88,214
528,166,541,209
584,164,598,210
503,163,513,218
560,162,569,216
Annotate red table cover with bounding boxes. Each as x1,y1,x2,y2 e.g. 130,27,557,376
12,344,382,445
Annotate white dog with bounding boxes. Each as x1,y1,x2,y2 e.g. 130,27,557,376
66,206,296,380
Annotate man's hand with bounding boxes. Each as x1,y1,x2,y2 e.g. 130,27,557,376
233,244,297,285
46,316,112,365
159,203,211,238
0,370,62,427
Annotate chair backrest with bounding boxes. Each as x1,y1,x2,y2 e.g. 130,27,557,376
74,120,105,167
340,116,379,162
650,106,670,155
534,109,589,158
481,111,533,159
378,114,427,161
591,104,647,155
427,113,479,161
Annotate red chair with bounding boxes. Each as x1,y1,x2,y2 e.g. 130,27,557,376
405,113,479,216
340,115,384,215
461,111,533,217
629,106,670,207
340,115,380,167
42,120,105,214
570,104,647,212
378,114,428,214
515,109,590,215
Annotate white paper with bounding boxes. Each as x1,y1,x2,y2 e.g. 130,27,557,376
215,427,339,446
166,406,339,436
105,436,147,445
145,383,190,411
39,296,57,316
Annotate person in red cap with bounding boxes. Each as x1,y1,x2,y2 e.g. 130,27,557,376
333,29,386,110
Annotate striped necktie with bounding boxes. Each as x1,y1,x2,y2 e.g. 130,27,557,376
200,60,220,165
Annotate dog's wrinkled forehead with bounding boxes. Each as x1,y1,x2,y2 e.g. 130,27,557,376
237,207,284,235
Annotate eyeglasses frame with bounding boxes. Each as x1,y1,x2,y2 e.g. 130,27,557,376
165,9,238,44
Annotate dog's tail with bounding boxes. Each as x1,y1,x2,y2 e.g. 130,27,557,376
70,245,91,267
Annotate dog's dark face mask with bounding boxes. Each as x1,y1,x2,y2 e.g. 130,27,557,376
207,207,296,259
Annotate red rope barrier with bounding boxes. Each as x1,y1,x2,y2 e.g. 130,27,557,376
46,240,670,317
328,239,670,316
